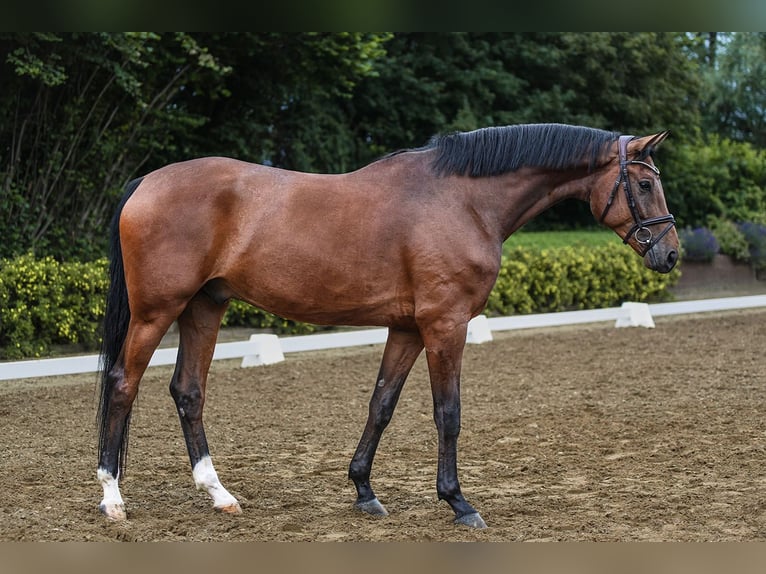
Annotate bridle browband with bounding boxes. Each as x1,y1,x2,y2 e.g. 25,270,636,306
599,135,676,256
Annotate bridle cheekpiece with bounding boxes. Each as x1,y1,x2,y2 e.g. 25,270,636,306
599,135,676,256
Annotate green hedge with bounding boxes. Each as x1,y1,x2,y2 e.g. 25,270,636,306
0,246,679,360
487,244,678,316
0,254,109,359
220,300,318,335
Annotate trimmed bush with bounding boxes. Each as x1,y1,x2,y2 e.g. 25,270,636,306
221,300,317,335
1,246,680,359
0,254,109,359
486,244,678,316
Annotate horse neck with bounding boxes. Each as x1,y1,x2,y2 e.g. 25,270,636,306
479,166,595,242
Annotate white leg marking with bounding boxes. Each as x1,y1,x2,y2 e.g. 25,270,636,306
97,467,126,520
192,456,241,513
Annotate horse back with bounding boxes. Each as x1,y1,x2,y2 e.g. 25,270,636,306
118,155,500,327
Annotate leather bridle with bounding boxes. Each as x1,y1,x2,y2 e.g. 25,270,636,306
599,135,676,256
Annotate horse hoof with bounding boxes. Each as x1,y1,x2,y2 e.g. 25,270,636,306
355,497,389,517
454,512,487,529
99,502,127,521
215,502,243,515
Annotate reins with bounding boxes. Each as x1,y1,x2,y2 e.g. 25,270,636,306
599,135,676,256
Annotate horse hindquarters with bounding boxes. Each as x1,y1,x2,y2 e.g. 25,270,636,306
97,174,237,520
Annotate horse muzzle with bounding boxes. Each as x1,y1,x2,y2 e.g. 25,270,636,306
644,241,679,273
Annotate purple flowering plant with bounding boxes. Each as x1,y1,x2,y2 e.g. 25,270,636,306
738,222,766,270
679,227,720,263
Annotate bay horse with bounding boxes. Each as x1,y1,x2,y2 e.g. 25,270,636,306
97,124,678,529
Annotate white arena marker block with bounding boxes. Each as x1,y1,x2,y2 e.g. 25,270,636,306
466,314,493,344
241,334,285,367
615,302,655,329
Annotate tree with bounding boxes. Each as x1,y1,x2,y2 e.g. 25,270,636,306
702,32,766,147
184,32,391,173
0,33,390,258
0,32,230,259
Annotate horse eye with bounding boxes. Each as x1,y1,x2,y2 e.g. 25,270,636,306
638,180,652,193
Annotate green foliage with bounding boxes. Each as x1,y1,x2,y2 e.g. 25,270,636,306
350,33,700,166
661,135,766,228
0,255,108,359
0,254,319,359
738,222,766,271
221,300,317,335
0,247,678,359
700,33,766,147
707,217,751,262
504,229,620,252
487,244,678,316
185,32,392,174
0,33,391,259
0,32,233,260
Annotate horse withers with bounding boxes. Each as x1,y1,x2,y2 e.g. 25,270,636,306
97,124,678,529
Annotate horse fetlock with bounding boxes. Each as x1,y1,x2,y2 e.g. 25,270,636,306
439,488,482,524
436,479,463,502
193,455,240,512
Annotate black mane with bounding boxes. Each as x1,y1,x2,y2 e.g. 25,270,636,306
428,123,620,177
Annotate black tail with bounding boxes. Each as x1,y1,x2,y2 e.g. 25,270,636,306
97,176,144,477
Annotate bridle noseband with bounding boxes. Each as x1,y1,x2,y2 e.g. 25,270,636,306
599,135,676,256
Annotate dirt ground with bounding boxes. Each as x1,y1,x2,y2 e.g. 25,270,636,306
1,308,765,541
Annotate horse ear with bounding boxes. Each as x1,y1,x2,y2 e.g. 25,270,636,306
646,130,671,149
630,130,670,159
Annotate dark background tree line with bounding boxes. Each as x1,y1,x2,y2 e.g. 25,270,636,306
2,32,765,261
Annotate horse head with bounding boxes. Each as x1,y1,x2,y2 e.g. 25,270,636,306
591,131,679,273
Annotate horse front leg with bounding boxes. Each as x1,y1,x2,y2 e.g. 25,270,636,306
349,328,424,516
422,319,487,529
171,293,240,514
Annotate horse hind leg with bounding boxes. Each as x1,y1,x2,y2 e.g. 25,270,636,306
170,290,241,514
98,313,178,520
348,328,423,517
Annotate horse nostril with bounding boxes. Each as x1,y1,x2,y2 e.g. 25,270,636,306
667,250,678,267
